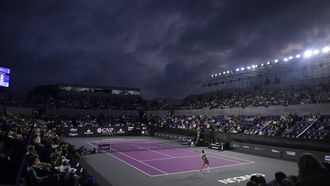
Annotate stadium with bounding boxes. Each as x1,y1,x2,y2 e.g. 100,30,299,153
1,1,330,186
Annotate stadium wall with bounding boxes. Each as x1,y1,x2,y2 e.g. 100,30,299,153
172,103,330,116
229,141,330,164
212,132,330,152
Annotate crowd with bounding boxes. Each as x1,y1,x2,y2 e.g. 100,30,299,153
0,112,96,186
45,114,141,128
246,153,330,186
179,83,330,110
2,82,330,111
149,113,330,140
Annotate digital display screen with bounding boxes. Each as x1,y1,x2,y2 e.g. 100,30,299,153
325,155,330,163
0,67,10,88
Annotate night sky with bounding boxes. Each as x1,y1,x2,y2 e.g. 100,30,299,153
1,0,330,98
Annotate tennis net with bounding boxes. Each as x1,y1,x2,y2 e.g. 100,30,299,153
97,139,190,153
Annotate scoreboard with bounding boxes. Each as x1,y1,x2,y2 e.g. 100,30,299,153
0,67,10,88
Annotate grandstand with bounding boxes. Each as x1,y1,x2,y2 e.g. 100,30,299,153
1,68,330,186
1,15,330,186
1,49,330,185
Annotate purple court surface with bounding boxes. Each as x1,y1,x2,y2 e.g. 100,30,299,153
88,139,254,177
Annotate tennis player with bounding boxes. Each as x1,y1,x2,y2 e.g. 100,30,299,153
199,148,210,172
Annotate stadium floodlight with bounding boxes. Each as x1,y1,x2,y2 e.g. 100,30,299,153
223,72,226,75
236,68,240,72
304,50,313,58
296,54,301,58
313,49,320,55
288,56,293,60
211,75,214,78
267,61,271,65
251,65,256,69
322,46,330,53
261,63,264,67
241,67,245,71
274,59,279,63
283,58,288,62
227,70,230,74
219,73,222,76
214,74,218,77
247,66,251,70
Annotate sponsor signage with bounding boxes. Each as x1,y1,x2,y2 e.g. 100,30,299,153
69,128,78,137
218,173,265,184
97,128,115,135
117,128,125,134
271,149,280,153
127,127,134,131
242,145,250,149
58,126,145,137
325,155,330,162
99,144,110,151
84,129,94,135
286,151,296,156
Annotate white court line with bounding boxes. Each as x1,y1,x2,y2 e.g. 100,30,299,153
150,161,254,177
206,151,254,162
147,139,253,164
89,139,254,177
88,142,154,177
176,148,254,164
207,154,250,164
142,155,200,162
90,142,168,176
130,144,176,158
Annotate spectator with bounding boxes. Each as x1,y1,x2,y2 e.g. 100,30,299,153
267,171,287,186
296,153,330,186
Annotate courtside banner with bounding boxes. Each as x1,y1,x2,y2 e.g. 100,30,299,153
57,126,130,137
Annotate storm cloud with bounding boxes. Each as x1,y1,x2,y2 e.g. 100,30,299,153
1,0,330,98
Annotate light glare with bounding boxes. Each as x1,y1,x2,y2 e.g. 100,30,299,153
322,46,330,53
304,50,313,58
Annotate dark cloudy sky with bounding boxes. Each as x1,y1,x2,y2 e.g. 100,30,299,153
1,0,330,98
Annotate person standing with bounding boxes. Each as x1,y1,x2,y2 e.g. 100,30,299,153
199,148,210,172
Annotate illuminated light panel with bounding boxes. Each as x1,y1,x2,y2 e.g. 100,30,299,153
313,49,320,55
296,54,301,58
288,56,293,60
241,67,245,71
236,68,240,72
304,50,313,58
322,46,330,53
274,59,279,63
267,61,270,65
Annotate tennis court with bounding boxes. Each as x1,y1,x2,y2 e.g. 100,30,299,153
65,137,298,186
88,139,254,177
